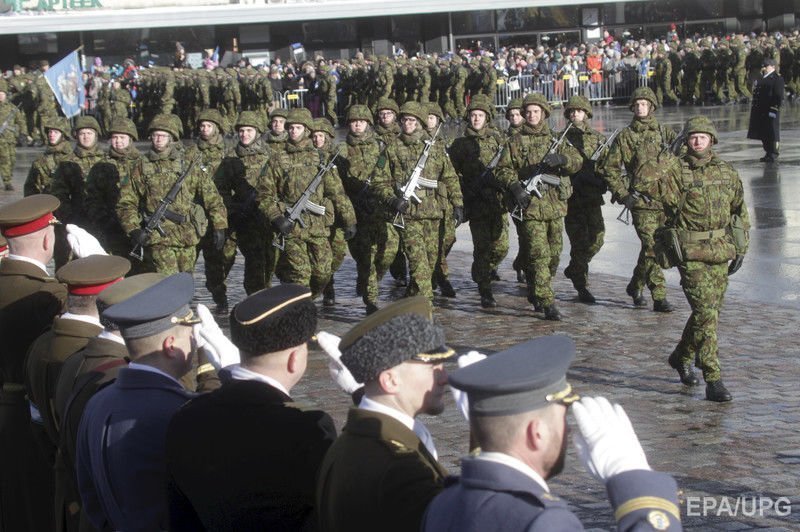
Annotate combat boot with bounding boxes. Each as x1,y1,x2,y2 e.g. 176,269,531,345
626,285,647,307
705,380,732,402
323,283,336,306
543,304,561,321
365,302,379,315
490,269,501,281
669,359,700,386
653,299,674,313
516,268,525,283
438,279,456,298
4,183,13,191
211,289,228,313
527,294,542,313
479,287,496,308
576,287,596,304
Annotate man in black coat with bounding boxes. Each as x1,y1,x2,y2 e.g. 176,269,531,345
165,284,336,531
747,58,784,162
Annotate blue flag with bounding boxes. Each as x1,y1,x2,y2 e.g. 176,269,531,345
44,50,85,118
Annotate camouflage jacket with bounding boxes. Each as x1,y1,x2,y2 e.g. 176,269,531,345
448,125,507,220
374,122,400,147
0,101,25,145
185,135,228,191
85,145,142,239
378,128,463,221
263,131,288,155
338,130,391,225
496,122,582,221
563,121,607,207
599,117,677,211
24,140,73,196
221,139,271,232
117,143,228,247
258,136,355,239
656,151,749,264
50,145,105,225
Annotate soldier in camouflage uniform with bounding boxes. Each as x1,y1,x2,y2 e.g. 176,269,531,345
496,93,581,320
598,87,676,312
337,104,398,314
97,79,133,136
0,80,26,190
264,108,288,153
258,108,356,297
117,114,228,274
561,95,608,304
505,98,526,283
31,61,60,146
714,41,737,104
449,95,508,308
731,35,752,103
447,56,468,120
222,111,276,295
681,42,702,105
318,64,339,126
85,118,142,259
24,117,72,196
184,109,236,308
652,49,677,106
376,101,463,303
653,116,749,403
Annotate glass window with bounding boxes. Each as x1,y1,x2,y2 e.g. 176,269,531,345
451,10,495,34
624,1,685,23
18,33,58,55
496,7,579,32
303,20,357,45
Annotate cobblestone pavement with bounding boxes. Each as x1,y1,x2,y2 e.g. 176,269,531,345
3,102,799,530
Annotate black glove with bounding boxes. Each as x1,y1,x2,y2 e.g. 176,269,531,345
728,254,744,276
543,152,568,169
509,181,531,211
344,224,357,241
273,216,294,236
130,228,149,247
452,206,465,227
212,229,226,251
622,194,636,210
391,197,410,214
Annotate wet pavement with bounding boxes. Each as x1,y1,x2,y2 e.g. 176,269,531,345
2,101,799,530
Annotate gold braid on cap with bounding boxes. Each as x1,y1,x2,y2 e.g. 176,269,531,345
414,346,455,362
171,310,201,326
546,383,580,405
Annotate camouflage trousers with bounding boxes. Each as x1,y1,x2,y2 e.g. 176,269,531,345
238,228,278,295
653,77,678,105
403,218,441,302
323,227,347,299
0,141,16,185
564,203,605,289
629,209,667,301
348,221,399,305
150,245,198,274
469,214,509,291
519,217,563,307
734,70,752,99
276,234,332,297
669,261,728,382
434,207,456,285
197,229,237,299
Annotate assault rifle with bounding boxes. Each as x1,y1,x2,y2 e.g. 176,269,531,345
0,105,20,136
590,128,621,162
511,123,572,222
392,123,441,229
273,147,342,250
129,157,199,261
616,190,652,225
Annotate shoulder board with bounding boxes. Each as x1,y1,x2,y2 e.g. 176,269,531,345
385,438,415,455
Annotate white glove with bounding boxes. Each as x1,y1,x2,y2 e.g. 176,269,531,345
572,396,650,482
66,224,107,258
195,304,240,369
451,351,487,421
768,112,777,119
317,331,362,394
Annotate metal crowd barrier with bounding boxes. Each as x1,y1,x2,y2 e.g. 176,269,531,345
272,88,308,110
495,69,650,110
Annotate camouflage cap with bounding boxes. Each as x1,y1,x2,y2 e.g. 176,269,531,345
399,101,426,124
73,116,101,134
270,108,289,120
685,115,718,144
467,94,494,119
108,117,139,141
43,116,72,139
148,113,181,141
286,108,313,129
197,108,225,129
311,118,334,137
522,92,552,118
235,111,264,134
629,86,658,111
564,94,593,119
375,97,400,115
345,104,373,125
426,102,445,121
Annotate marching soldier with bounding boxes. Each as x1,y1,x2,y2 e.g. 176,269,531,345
598,87,676,312
561,95,608,304
373,97,401,145
449,94,508,308
258,108,356,297
506,97,527,284
24,116,73,195
496,92,582,320
0,79,26,190
116,114,228,274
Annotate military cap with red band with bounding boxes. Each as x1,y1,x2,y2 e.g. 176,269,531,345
56,255,131,296
0,194,60,238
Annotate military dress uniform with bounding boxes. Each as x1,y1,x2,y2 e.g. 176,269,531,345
747,59,784,162
656,117,749,402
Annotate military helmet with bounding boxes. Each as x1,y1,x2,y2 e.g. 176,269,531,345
376,97,400,115
398,101,426,124
311,118,334,137
684,116,718,144
345,104,373,125
43,116,72,139
108,117,139,141
426,102,445,121
197,108,225,130
270,108,289,120
564,95,593,119
73,116,101,134
0,79,7,93
629,86,658,111
505,98,523,118
148,113,181,141
467,94,494,119
522,92,552,118
285,108,313,129
235,111,264,134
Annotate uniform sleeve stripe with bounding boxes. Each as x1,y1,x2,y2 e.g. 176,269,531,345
614,496,680,522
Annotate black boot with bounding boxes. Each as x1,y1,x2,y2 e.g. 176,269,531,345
438,279,456,298
653,299,674,313
479,287,496,308
365,302,379,315
212,290,228,313
516,268,525,283
705,380,732,402
490,269,501,281
543,304,562,321
626,285,647,307
323,284,336,306
576,287,596,304
4,183,14,191
670,360,700,386
527,294,542,313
